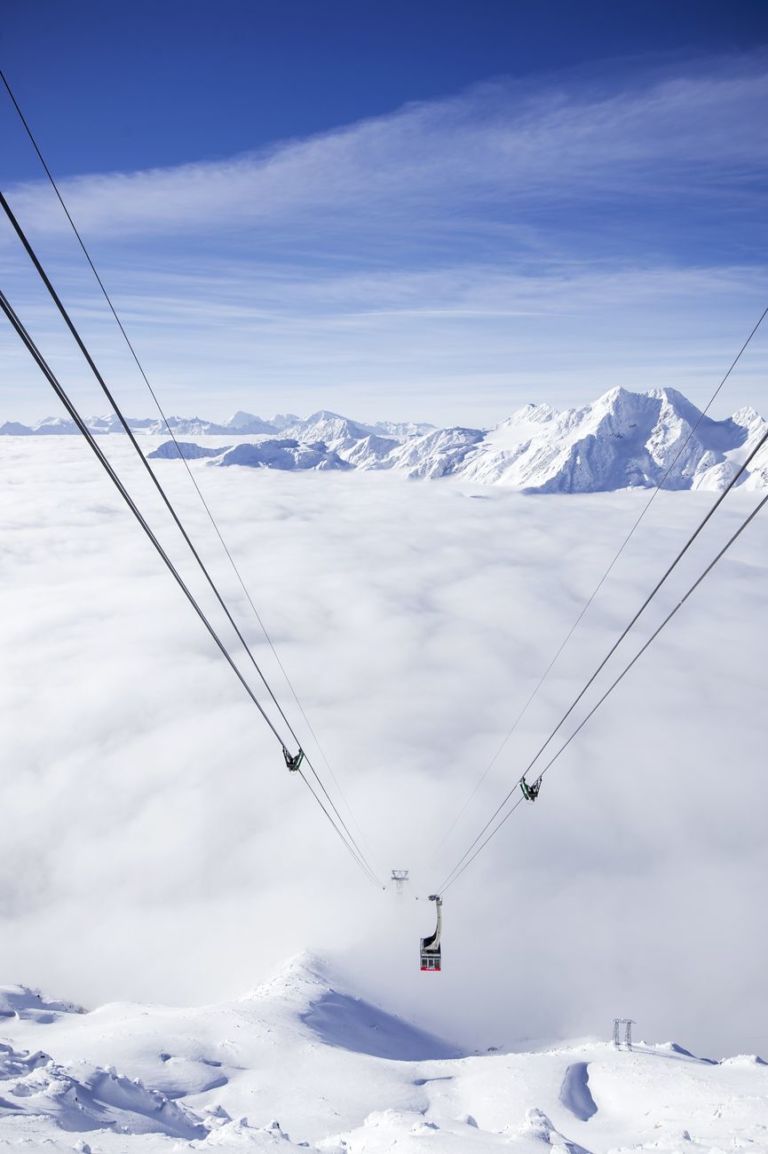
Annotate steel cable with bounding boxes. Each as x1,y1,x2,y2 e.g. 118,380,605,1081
435,304,768,856
0,288,382,888
439,426,768,890
0,67,360,838
441,487,768,892
0,191,380,884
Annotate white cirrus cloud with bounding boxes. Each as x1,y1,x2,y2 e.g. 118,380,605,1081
2,53,766,426
3,56,767,242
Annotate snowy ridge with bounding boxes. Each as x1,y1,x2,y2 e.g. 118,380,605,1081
1,954,767,1152
6,388,768,491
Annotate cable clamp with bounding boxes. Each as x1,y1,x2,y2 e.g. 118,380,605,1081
520,775,542,802
283,746,305,773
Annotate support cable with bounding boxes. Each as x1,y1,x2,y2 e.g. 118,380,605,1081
0,188,298,752
441,487,768,892
439,425,768,891
0,67,357,837
436,304,768,853
0,191,380,883
0,288,382,889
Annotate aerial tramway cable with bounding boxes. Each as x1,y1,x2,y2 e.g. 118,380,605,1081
436,303,768,855
438,415,768,891
0,189,299,753
0,68,358,839
440,482,768,892
0,289,382,890
439,422,768,891
0,191,381,887
0,288,382,888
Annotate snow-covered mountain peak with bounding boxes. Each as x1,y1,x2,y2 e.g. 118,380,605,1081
732,404,765,428
304,409,346,423
224,410,277,434
239,953,461,1062
283,410,373,449
244,950,331,1003
586,385,704,438
227,409,258,425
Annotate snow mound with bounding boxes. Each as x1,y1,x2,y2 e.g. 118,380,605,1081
559,1062,597,1120
0,1040,205,1138
652,1040,717,1063
0,985,85,1022
503,1107,591,1153
720,1053,767,1067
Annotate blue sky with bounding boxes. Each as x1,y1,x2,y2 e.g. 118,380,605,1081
2,1,768,423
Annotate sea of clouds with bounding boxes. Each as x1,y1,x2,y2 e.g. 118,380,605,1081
0,435,766,1058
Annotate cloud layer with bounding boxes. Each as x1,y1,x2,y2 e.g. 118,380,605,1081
1,437,766,1057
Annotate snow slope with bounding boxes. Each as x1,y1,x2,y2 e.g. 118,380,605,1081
13,387,761,491
2,955,767,1152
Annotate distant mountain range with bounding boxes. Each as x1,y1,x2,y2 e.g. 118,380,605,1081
0,410,434,441
4,388,767,491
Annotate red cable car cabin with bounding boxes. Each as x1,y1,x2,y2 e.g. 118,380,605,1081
420,894,443,972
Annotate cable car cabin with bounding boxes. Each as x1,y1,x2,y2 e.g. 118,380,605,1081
421,951,441,973
420,894,443,972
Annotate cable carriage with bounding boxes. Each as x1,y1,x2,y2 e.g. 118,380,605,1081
520,775,542,802
420,894,443,972
282,746,305,772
